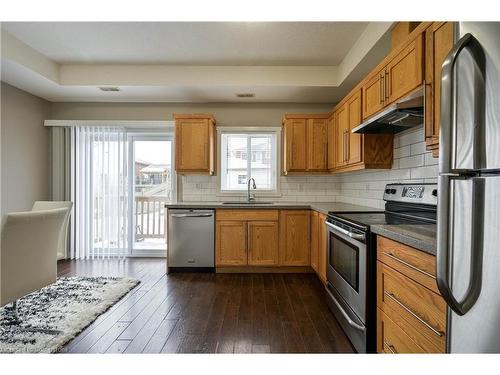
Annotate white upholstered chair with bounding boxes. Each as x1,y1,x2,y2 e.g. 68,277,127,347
32,201,73,260
0,208,69,327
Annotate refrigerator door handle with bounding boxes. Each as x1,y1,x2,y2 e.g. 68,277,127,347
437,176,485,315
440,32,486,175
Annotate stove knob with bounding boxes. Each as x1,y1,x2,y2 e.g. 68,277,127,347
385,188,391,194
432,189,438,197
390,189,397,194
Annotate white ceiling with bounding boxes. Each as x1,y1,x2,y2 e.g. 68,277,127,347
0,22,392,103
2,22,368,65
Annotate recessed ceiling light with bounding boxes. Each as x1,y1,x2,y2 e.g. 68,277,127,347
98,87,120,92
236,93,255,98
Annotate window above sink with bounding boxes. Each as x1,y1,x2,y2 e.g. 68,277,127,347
217,127,281,198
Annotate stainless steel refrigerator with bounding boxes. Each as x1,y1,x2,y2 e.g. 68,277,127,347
437,22,500,353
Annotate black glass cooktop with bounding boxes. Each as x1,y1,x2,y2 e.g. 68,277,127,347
327,210,436,230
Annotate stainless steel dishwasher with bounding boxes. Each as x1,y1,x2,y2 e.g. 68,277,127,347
167,209,215,272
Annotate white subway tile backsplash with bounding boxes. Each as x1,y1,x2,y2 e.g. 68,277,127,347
398,154,425,169
394,145,410,159
410,141,427,155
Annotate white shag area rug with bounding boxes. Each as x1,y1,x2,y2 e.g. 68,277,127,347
0,276,139,353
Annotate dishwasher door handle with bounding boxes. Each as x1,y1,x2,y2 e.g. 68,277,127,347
170,213,214,218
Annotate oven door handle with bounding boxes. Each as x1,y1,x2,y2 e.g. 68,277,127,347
326,286,366,332
325,221,365,241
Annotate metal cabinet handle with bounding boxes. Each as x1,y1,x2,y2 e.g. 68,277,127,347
326,287,366,332
384,291,444,337
384,341,397,354
170,213,213,218
437,32,486,316
325,221,365,241
382,252,435,279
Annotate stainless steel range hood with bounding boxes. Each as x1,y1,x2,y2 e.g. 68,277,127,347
352,88,424,134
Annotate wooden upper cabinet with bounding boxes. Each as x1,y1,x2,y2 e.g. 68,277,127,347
347,91,363,165
248,221,279,266
216,221,247,266
425,22,455,158
283,118,307,172
279,210,310,266
386,34,424,103
307,118,328,170
362,69,386,119
175,114,216,175
362,33,424,121
327,113,336,170
282,115,328,174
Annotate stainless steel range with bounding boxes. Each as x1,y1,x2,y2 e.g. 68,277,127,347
325,183,438,353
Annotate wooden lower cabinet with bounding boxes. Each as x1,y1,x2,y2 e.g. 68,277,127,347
309,211,327,282
248,221,279,266
376,236,447,353
279,210,311,266
377,308,426,354
310,211,319,272
317,213,327,283
216,221,247,266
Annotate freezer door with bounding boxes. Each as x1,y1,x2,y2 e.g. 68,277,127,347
454,22,500,171
447,176,500,353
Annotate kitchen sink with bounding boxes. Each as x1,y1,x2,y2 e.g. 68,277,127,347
222,201,274,205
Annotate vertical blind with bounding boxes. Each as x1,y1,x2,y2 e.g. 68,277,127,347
69,126,129,259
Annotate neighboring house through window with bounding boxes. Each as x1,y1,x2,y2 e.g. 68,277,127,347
219,129,279,193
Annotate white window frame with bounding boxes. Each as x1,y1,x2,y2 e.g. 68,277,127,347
217,126,282,198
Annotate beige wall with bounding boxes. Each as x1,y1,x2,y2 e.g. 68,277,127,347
49,102,332,126
1,83,51,215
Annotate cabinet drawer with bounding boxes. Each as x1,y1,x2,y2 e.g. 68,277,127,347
377,308,425,354
377,261,446,352
216,209,279,222
377,235,438,293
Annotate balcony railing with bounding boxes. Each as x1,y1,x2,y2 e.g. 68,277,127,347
135,196,168,241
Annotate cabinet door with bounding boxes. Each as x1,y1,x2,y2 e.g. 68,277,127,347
362,69,385,119
283,118,307,172
307,118,328,170
377,308,426,354
318,213,327,283
248,221,279,266
216,221,247,266
425,22,454,157
327,113,336,170
335,104,348,168
176,118,209,172
310,211,319,272
386,35,424,103
347,90,363,165
279,210,310,266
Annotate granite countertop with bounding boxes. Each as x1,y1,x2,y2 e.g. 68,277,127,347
370,224,437,256
165,201,382,215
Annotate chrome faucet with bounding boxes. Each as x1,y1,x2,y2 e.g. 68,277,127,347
247,178,257,202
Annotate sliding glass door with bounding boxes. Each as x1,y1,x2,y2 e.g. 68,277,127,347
128,134,175,256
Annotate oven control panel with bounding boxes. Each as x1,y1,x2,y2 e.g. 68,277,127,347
383,183,437,206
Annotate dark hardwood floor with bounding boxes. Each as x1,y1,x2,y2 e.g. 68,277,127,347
57,258,354,353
